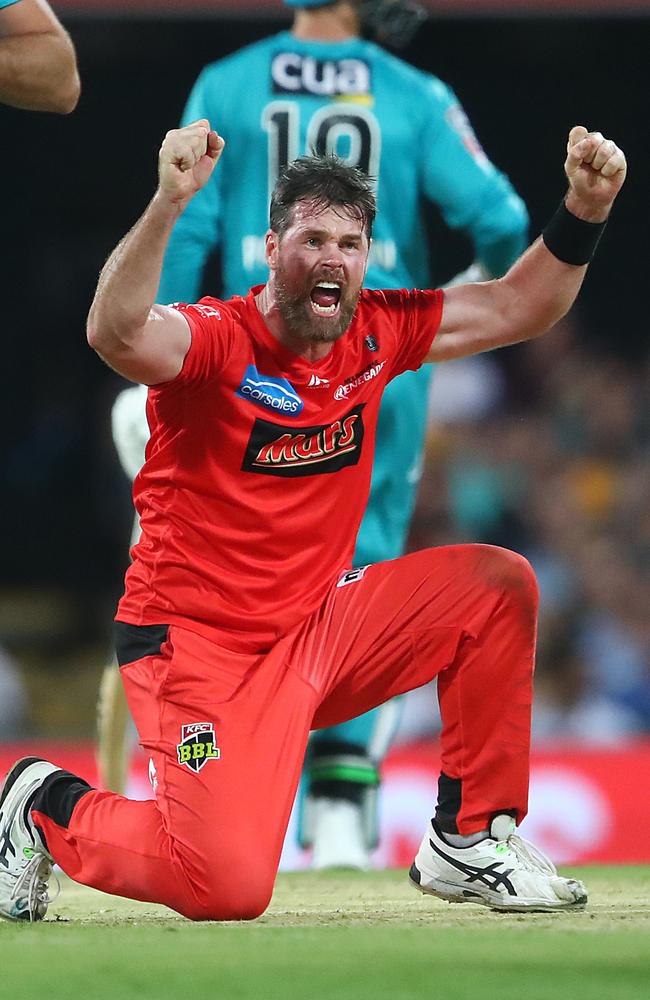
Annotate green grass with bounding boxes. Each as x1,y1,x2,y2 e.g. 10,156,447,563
2,867,649,1000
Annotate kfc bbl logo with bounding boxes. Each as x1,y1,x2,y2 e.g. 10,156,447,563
177,722,220,772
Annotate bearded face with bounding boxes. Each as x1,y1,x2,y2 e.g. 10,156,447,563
274,256,362,344
269,201,370,346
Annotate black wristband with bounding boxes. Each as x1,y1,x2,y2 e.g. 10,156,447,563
542,200,607,266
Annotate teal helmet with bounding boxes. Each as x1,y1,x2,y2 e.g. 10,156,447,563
282,1,426,48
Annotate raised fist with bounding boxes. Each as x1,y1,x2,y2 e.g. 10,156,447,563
158,119,225,207
564,126,626,222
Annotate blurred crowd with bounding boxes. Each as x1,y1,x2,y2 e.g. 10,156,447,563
402,313,650,746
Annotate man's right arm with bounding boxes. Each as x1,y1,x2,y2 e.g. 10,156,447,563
87,121,225,385
0,0,80,113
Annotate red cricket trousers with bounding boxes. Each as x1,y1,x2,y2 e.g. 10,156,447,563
33,544,538,920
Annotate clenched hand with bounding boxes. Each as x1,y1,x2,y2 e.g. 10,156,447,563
564,126,626,222
158,119,225,207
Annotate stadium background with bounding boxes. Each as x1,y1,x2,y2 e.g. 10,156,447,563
0,0,648,866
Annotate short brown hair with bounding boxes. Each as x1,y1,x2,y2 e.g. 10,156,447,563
270,156,376,239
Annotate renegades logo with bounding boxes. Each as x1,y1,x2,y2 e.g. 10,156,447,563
242,405,365,478
176,723,220,772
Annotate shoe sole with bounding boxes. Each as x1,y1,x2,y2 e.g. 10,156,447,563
409,863,588,913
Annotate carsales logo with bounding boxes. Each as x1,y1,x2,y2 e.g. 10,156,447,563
236,365,304,417
334,361,386,400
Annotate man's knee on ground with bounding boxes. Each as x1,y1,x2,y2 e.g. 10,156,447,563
179,889,272,922
175,856,274,922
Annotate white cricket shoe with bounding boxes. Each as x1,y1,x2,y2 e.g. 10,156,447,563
409,815,588,912
0,757,60,922
311,798,371,871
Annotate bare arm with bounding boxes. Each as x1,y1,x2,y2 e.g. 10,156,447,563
87,120,225,385
0,0,80,113
426,127,627,363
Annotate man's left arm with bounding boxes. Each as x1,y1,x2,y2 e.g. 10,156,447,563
0,0,80,113
425,127,626,363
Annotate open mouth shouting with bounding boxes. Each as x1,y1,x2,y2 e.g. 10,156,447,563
274,257,362,347
310,280,342,317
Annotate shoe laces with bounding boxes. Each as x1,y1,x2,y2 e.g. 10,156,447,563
11,854,59,922
501,833,558,877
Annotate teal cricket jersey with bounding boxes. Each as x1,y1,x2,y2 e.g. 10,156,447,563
158,31,528,564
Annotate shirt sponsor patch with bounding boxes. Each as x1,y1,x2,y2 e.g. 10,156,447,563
237,365,304,417
148,758,158,795
176,722,221,772
242,405,365,478
271,52,371,97
337,565,370,588
171,302,222,321
334,361,386,400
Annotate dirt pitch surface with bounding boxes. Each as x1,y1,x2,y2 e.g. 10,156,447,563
1,866,648,1000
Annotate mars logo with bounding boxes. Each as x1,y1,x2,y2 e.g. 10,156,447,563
176,723,220,772
271,53,371,97
242,405,365,478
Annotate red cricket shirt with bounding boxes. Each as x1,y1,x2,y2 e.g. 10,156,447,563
116,285,443,651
